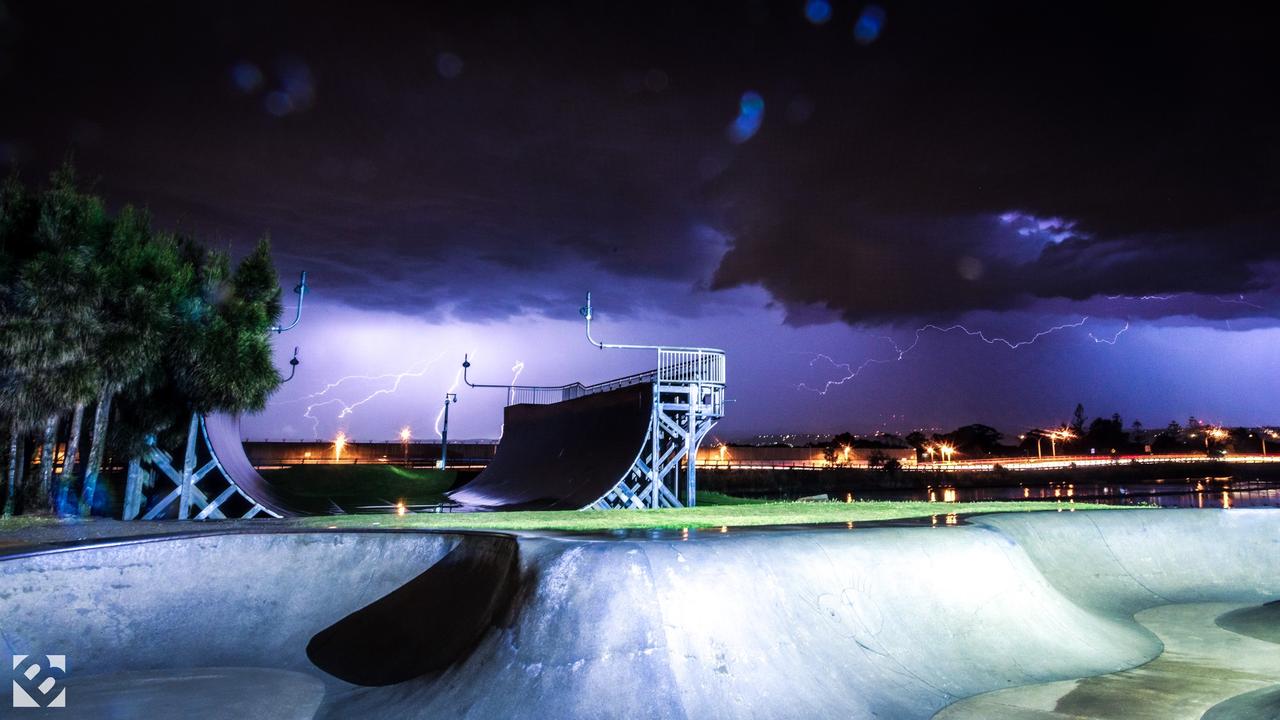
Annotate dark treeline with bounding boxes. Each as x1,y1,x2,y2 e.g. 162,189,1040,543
0,163,284,517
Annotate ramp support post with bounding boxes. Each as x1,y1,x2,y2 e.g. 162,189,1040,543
590,351,723,510
686,382,698,507
177,413,198,520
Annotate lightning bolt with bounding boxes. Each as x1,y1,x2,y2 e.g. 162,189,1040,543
498,360,527,439
1089,321,1131,345
507,360,525,405
337,352,446,419
1107,294,1178,301
800,317,1092,395
1215,294,1265,310
435,351,474,438
283,353,446,438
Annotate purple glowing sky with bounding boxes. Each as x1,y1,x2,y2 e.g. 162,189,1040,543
2,2,1277,440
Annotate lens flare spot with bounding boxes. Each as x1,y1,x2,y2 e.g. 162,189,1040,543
231,62,264,93
437,52,464,79
804,0,832,25
854,5,886,45
727,91,765,144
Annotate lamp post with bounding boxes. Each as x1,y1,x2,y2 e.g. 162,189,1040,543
1047,428,1073,458
399,426,411,466
439,394,457,469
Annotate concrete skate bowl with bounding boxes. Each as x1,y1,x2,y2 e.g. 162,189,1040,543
1,509,1278,719
0,531,518,719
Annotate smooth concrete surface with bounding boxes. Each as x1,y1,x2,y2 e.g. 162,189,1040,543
0,532,466,673
0,510,1277,719
933,602,1280,719
1216,600,1280,644
58,668,325,720
1201,682,1280,720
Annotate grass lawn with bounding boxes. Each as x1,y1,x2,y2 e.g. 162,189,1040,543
0,516,61,533
301,497,1135,532
258,464,457,509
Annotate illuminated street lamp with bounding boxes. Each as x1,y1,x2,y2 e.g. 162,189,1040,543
1045,427,1073,458
439,393,458,469
938,442,956,464
399,426,412,465
333,431,347,463
1204,426,1228,452
1264,430,1278,456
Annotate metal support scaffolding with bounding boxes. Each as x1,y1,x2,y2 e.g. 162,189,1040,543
459,292,726,510
588,352,724,509
138,414,279,520
581,293,726,509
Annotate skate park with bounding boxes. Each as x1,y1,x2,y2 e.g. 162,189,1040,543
1,509,1278,719
6,4,1280,717
4,290,1280,719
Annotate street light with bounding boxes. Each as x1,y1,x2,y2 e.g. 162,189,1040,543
1264,430,1278,456
439,393,458,469
1204,426,1228,453
1047,428,1074,458
399,426,411,465
333,431,347,463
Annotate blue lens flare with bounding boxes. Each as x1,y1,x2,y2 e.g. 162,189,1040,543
854,5,886,45
727,91,765,144
804,0,832,25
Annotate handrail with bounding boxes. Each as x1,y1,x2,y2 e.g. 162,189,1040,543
463,354,658,406
459,293,725,407
462,354,581,393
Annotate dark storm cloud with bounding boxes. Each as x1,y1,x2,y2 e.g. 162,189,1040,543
709,3,1280,324
2,1,1277,324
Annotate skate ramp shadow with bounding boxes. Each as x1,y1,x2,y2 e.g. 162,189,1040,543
305,534,519,686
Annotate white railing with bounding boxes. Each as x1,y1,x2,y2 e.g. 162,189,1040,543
657,349,725,386
507,368,658,406
504,349,725,407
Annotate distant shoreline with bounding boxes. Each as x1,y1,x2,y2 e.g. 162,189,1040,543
699,459,1280,496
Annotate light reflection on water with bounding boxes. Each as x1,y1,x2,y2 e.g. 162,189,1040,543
855,477,1280,509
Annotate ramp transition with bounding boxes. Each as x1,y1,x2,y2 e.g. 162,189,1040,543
447,384,654,510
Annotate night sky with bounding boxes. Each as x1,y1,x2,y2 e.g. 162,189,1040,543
2,1,1277,442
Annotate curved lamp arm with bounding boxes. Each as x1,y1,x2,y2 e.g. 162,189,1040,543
581,292,722,353
273,271,308,334
461,354,567,391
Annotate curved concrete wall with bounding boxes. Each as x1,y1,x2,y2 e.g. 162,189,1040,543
973,509,1280,615
0,532,463,673
1,510,1277,719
